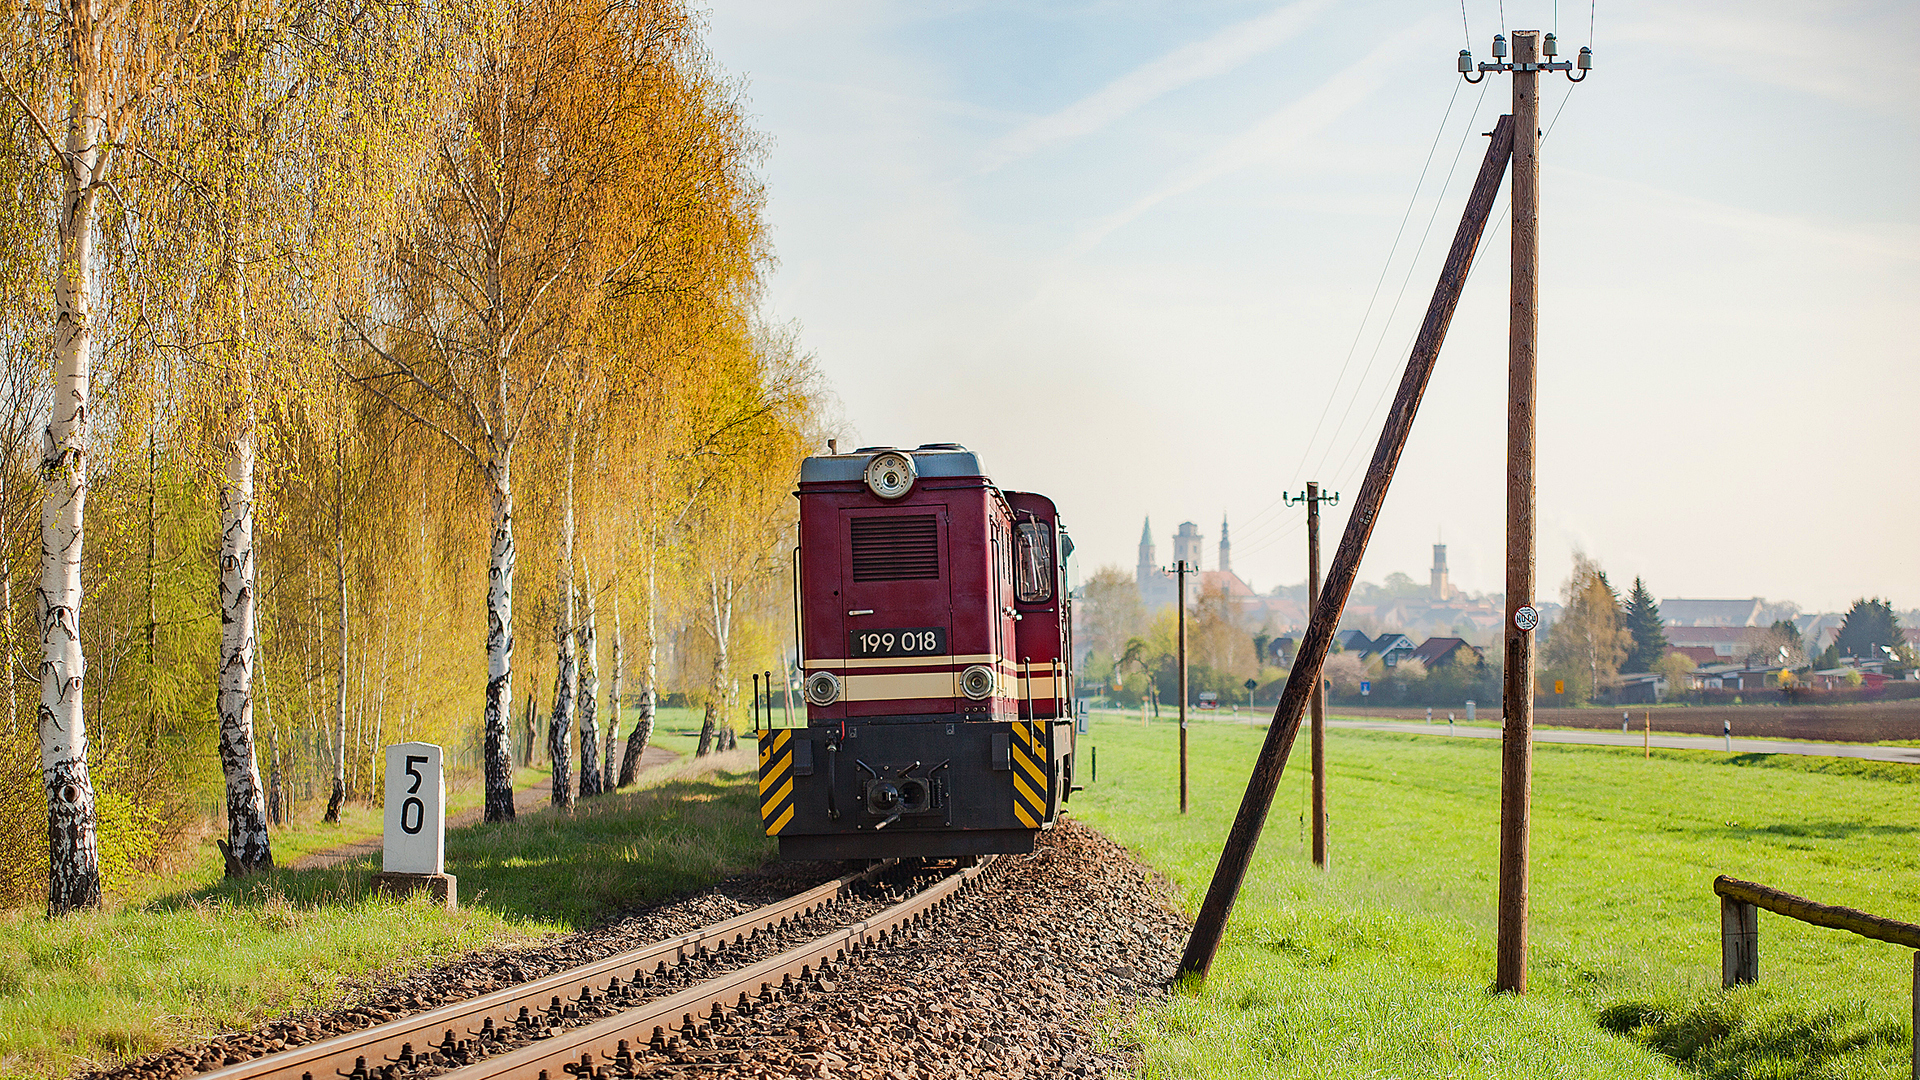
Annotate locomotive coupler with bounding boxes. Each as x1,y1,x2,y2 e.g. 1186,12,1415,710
857,760,940,826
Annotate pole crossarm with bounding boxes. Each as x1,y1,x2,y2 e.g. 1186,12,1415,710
1175,113,1516,983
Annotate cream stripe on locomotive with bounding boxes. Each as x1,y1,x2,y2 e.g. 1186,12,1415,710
798,654,1064,703
836,670,965,702
757,730,796,836
803,654,1001,671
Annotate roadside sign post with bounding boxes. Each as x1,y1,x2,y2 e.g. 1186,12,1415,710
372,742,457,908
1360,681,1370,698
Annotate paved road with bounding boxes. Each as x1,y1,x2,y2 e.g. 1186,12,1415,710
1328,718,1920,764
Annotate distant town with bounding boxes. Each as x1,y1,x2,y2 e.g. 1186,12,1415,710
1072,516,1919,710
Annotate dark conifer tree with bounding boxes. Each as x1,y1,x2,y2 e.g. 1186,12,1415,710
1835,598,1902,659
1622,577,1668,673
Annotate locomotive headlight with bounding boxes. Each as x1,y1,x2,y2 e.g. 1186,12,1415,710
960,664,996,701
864,451,916,500
804,670,841,706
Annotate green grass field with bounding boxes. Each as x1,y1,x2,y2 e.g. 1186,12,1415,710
0,709,769,1079
1071,712,1915,1079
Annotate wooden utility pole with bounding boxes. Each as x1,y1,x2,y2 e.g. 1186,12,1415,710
1307,491,1324,865
1496,28,1542,996
1284,482,1339,869
1177,115,1514,982
1174,559,1192,814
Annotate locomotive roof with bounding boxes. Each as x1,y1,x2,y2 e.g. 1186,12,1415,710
798,444,988,484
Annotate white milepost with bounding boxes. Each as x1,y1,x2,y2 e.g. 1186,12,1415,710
374,742,456,907
384,742,444,872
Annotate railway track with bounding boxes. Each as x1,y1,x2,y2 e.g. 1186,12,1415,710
187,857,996,1080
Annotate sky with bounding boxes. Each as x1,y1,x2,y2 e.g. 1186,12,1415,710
704,0,1919,615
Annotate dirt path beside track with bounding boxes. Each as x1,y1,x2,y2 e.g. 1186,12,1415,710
291,744,681,870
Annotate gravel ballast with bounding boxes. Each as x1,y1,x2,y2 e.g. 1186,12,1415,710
663,820,1187,1079
90,819,1186,1080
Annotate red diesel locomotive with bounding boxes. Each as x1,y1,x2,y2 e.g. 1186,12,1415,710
757,443,1077,860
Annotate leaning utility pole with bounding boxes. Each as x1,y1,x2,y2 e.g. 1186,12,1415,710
1178,114,1515,982
1173,559,1193,814
1284,482,1339,869
1465,25,1588,995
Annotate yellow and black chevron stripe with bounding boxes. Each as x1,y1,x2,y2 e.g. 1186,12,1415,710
758,730,795,836
1010,718,1047,829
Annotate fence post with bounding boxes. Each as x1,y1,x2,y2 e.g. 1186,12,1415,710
1721,895,1759,986
1911,952,1917,1080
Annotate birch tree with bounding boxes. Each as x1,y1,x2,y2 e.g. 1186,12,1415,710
546,441,576,808
616,526,656,786
162,0,441,871
354,0,705,821
575,557,599,796
602,587,620,791
0,0,225,912
1541,553,1630,705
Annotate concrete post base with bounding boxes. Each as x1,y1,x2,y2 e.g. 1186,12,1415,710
372,871,458,910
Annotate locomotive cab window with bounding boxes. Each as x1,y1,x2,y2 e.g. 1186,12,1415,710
1015,521,1053,603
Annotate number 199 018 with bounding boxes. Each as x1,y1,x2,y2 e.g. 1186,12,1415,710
848,626,945,657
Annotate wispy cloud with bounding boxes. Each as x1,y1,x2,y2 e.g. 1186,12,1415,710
758,73,1036,126
979,0,1334,173
1609,1,1920,110
1064,20,1435,258
1564,165,1920,263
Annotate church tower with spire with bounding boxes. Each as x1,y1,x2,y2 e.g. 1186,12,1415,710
1137,517,1156,592
1219,513,1231,576
1136,517,1177,610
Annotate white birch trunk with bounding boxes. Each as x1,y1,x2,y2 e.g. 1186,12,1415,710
372,605,389,763
547,438,576,807
324,420,347,822
575,560,600,797
144,427,156,747
40,109,104,915
353,647,366,793
522,666,537,768
482,442,516,821
215,424,273,875
4,537,14,737
260,645,283,827
604,589,620,791
697,573,734,757
618,537,656,786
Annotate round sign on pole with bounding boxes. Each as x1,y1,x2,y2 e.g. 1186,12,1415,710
1513,605,1539,632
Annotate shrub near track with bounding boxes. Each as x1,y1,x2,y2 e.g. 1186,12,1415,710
0,735,769,1080
1071,713,1914,1079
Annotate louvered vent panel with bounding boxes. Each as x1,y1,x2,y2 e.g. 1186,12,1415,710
850,515,940,582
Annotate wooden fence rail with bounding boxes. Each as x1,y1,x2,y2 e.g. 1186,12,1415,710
1713,875,1918,1077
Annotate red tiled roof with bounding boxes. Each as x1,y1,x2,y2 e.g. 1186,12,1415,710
1409,637,1473,667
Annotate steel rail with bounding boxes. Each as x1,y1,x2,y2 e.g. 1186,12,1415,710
194,863,892,1080
440,856,997,1080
